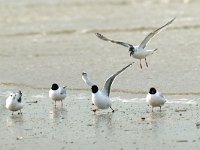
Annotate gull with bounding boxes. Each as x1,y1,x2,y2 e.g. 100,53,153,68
49,83,67,107
95,18,175,69
146,87,166,112
6,91,23,115
82,62,134,113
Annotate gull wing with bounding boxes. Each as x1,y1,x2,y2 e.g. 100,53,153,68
95,32,133,48
158,92,167,104
16,91,22,103
60,87,67,95
82,72,95,87
139,17,176,49
102,62,134,96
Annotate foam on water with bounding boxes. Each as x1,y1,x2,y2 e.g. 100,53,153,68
111,96,198,104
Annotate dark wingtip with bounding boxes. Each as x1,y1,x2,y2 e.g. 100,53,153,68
129,62,135,67
82,72,86,75
172,17,176,21
19,90,22,96
95,32,100,36
170,17,176,24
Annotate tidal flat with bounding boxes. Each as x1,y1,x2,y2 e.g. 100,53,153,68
0,0,200,149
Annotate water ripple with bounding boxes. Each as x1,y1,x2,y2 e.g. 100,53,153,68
1,82,200,96
112,97,197,104
0,24,200,37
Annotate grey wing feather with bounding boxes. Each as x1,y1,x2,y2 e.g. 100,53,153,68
95,32,133,48
60,87,66,95
159,92,165,99
139,17,176,49
102,62,134,96
82,72,94,87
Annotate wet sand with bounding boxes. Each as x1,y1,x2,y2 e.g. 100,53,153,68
1,0,200,149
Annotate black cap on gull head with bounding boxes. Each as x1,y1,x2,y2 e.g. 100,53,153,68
51,83,59,90
149,87,157,94
91,85,98,94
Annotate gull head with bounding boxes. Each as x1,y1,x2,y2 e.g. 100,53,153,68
51,83,59,90
9,92,16,99
129,46,135,56
149,87,157,95
91,85,98,94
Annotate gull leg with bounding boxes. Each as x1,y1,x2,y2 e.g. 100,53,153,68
54,101,56,107
145,58,148,67
160,106,162,112
152,107,154,112
92,108,98,114
18,110,22,115
110,106,115,113
12,112,14,115
140,60,142,69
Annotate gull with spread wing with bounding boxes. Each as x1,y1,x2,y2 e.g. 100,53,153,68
95,18,175,69
82,63,134,113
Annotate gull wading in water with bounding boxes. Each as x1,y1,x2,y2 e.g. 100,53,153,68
146,87,166,112
6,91,23,115
49,83,67,107
82,62,134,113
95,18,175,69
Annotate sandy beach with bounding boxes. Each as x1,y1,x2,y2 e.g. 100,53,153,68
0,0,200,149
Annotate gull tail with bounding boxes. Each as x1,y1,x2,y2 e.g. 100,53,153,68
153,48,158,53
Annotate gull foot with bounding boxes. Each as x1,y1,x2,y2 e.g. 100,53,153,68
91,108,98,113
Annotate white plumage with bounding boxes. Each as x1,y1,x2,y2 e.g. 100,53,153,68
95,18,175,69
49,83,67,107
146,87,166,112
82,62,133,113
6,91,23,115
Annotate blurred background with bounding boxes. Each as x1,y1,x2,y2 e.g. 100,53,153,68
0,1,200,150
0,0,199,93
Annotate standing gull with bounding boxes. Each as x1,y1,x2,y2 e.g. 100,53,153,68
49,83,67,107
82,62,134,113
146,87,166,112
6,91,23,115
95,18,175,69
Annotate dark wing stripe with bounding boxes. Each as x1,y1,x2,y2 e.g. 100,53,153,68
102,62,134,96
95,32,132,48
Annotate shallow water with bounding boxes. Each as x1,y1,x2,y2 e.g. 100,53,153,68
1,0,200,149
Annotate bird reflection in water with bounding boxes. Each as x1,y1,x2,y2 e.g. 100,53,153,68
49,106,67,121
